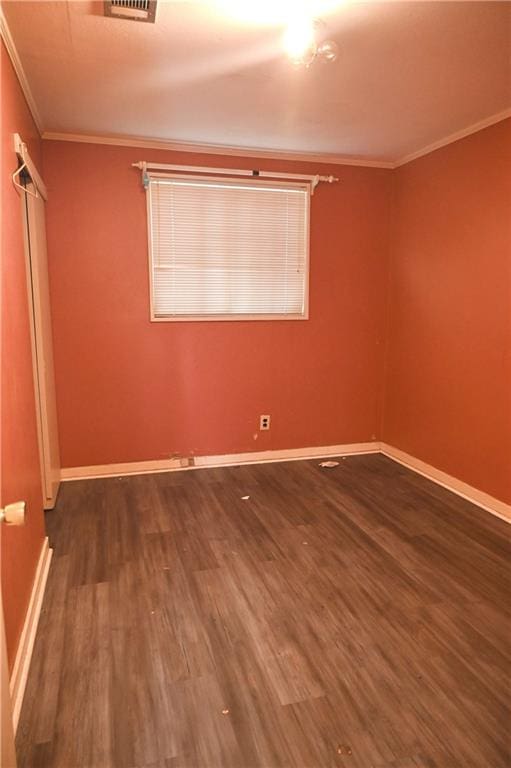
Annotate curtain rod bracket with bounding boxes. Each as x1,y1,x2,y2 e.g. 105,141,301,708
142,162,149,189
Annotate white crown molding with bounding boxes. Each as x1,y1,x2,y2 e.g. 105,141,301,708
3,1,509,172
41,108,511,170
0,5,44,134
395,109,511,167
41,131,396,169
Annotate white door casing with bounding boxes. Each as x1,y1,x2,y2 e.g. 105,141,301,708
22,182,61,509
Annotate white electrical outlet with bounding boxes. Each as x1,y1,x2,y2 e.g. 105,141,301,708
260,415,271,431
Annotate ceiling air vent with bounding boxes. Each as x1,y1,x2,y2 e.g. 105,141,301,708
104,0,157,23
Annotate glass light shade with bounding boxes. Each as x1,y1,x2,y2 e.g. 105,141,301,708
317,39,339,63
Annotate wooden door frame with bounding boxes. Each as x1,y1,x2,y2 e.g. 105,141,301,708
21,180,60,509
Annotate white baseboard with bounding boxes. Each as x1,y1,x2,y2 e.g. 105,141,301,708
10,537,53,733
381,443,511,524
7,444,506,736
61,456,199,480
194,442,380,469
60,441,381,481
59,441,510,524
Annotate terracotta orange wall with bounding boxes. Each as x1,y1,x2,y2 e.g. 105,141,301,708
1,41,45,666
383,119,511,505
41,141,392,467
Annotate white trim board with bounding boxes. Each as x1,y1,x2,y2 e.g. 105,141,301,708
380,443,511,524
394,109,511,167
60,442,381,480
7,445,508,732
61,442,511,524
1,6,510,168
0,7,43,133
41,111,511,170
41,131,394,169
10,537,52,733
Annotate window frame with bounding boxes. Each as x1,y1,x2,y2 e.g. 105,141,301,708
145,172,311,323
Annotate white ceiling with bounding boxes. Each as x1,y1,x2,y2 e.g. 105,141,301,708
3,0,511,163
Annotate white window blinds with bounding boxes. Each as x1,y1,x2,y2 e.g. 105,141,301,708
147,176,309,320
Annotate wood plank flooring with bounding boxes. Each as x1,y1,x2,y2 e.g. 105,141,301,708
16,454,511,768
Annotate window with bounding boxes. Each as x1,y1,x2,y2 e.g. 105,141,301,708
147,175,310,321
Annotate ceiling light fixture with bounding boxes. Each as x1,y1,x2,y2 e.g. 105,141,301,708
283,18,339,67
283,16,316,63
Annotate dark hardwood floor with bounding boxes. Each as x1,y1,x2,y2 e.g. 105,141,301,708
16,454,511,768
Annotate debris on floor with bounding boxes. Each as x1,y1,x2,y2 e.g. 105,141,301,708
221,708,230,715
241,495,250,500
337,744,352,756
319,460,340,468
